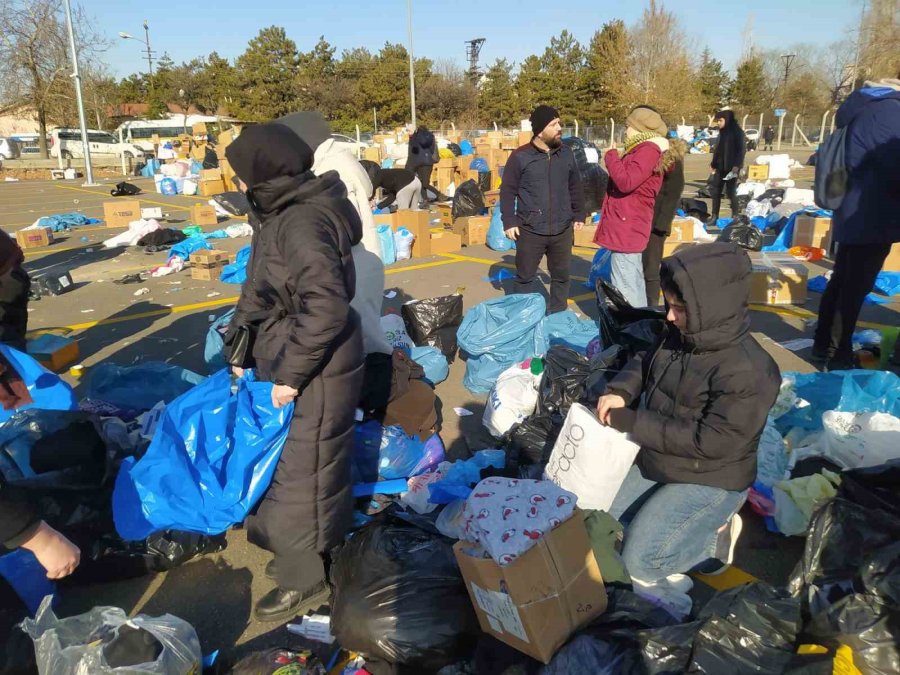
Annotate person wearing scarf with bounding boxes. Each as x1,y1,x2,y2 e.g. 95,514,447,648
594,106,670,307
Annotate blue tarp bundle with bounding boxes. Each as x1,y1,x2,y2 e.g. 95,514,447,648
205,308,236,372
168,236,210,262
85,362,205,413
874,271,900,297
543,311,599,353
0,345,76,426
37,213,100,232
808,275,895,305
113,369,294,539
221,245,251,284
585,248,612,289
762,208,833,252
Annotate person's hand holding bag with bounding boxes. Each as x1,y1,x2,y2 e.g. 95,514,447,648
271,383,298,409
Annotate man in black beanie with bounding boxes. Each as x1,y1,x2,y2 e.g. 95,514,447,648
499,105,586,313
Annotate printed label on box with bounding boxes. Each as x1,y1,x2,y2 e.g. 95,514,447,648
471,583,529,643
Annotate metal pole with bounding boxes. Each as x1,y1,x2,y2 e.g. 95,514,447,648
741,114,749,131
574,118,579,137
406,0,417,128
830,113,836,135
851,0,866,91
776,115,785,151
373,107,377,133
144,20,153,77
758,113,764,141
609,118,615,147
119,127,126,176
355,124,362,160
62,0,96,186
819,111,830,146
791,115,800,147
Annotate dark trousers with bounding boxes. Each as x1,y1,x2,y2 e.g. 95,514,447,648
414,165,440,202
711,172,738,220
275,550,326,592
642,229,667,307
514,227,573,314
814,243,891,360
0,266,30,351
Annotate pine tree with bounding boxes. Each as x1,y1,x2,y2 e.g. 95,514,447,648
730,56,771,116
233,26,299,120
515,55,548,116
478,58,519,127
540,30,584,117
580,21,633,122
697,48,731,113
197,52,237,115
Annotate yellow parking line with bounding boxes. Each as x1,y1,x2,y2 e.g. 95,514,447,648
53,184,193,212
693,566,759,591
749,302,894,331
44,296,241,332
436,252,590,282
23,244,90,257
385,258,463,275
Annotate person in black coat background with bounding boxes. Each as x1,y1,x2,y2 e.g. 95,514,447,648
405,126,443,204
709,110,746,222
763,125,775,151
643,137,686,306
225,123,364,623
0,229,30,351
360,160,422,211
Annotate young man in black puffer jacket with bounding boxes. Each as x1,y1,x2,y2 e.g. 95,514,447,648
598,242,780,586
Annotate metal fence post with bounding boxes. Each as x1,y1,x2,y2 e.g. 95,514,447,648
792,115,800,147
819,111,830,146
609,118,615,147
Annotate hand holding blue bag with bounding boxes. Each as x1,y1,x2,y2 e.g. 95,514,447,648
487,201,515,252
112,369,294,539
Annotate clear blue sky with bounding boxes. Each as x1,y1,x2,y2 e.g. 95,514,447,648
95,0,858,79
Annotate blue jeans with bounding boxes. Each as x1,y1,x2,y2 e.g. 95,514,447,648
609,252,647,308
608,465,747,583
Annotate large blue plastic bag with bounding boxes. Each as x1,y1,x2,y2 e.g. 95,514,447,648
352,422,445,482
874,271,900,296
86,362,205,413
486,201,515,251
0,550,56,615
457,294,547,393
377,225,396,265
205,307,236,372
543,311,598,353
221,244,251,284
0,345,76,426
428,449,506,504
410,345,449,385
585,247,612,289
808,274,892,305
168,235,209,262
113,369,293,539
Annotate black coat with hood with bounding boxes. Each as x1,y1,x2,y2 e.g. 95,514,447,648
405,127,439,172
711,110,747,174
607,242,781,492
225,123,364,560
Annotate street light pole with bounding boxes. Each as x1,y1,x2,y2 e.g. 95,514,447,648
143,20,153,78
62,0,96,186
407,0,417,129
780,53,796,104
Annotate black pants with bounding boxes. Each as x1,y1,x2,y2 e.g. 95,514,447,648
0,266,30,351
414,165,442,202
642,229,667,307
711,172,738,221
514,227,573,314
814,243,891,361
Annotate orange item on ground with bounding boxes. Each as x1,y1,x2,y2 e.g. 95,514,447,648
789,246,825,261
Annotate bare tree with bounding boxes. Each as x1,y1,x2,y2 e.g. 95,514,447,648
858,0,900,82
0,0,107,157
815,39,856,105
417,59,477,128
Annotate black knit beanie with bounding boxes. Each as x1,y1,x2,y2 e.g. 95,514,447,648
530,105,560,136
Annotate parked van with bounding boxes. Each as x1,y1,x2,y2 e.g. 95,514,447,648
115,115,219,154
50,128,145,160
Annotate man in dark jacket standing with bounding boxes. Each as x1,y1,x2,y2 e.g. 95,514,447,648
813,79,900,370
597,243,780,586
500,105,586,314
709,110,746,222
763,125,775,151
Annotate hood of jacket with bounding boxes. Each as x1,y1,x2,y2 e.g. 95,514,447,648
715,109,737,129
660,242,751,352
836,79,900,128
659,138,687,174
276,111,331,151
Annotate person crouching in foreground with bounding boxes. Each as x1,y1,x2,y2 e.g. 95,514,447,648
225,123,364,622
597,242,780,586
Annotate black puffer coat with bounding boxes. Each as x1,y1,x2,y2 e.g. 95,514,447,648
711,110,746,173
406,127,439,172
607,242,781,491
226,123,364,557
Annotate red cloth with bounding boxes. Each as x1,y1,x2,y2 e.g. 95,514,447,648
595,143,664,253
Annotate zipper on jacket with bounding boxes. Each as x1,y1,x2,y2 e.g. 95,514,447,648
547,151,553,234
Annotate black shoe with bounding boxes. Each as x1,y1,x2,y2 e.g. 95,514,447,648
265,559,276,581
253,582,331,624
809,346,829,364
825,355,859,372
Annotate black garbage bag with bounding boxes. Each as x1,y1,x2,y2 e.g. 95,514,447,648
637,622,702,675
447,142,462,156
758,188,786,206
562,137,609,215
202,146,219,171
696,173,719,199
718,217,764,251
477,170,492,193
212,191,251,217
541,634,643,675
451,180,485,220
535,345,622,421
596,279,666,355
680,197,710,223
837,460,900,518
505,415,559,466
735,193,752,215
330,520,478,669
110,181,141,197
401,294,464,362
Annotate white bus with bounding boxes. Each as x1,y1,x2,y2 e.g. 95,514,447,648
114,115,219,154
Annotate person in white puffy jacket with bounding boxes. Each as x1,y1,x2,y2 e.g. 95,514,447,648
276,112,393,356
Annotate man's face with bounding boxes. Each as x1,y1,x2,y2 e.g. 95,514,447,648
715,117,726,130
539,118,562,148
664,291,688,332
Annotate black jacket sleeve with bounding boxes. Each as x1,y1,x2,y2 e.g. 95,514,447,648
606,351,647,405
0,494,39,552
377,191,398,211
500,151,523,230
651,162,685,235
568,152,586,221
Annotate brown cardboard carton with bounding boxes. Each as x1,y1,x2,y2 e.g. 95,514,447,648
483,189,500,208
883,242,900,272
666,218,695,242
16,227,53,249
749,253,809,305
397,210,433,257
435,203,453,228
200,168,222,182
429,231,461,255
363,146,381,163
191,122,208,136
573,224,599,248
191,204,218,227
191,264,225,282
198,178,225,197
747,164,769,181
792,215,832,250
220,159,237,190
190,249,229,266
27,334,79,372
373,212,400,230
454,511,607,664
517,130,533,147
454,216,490,246
103,199,141,229
437,157,456,168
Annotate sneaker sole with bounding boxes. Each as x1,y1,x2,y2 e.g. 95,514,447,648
704,514,743,576
253,586,332,624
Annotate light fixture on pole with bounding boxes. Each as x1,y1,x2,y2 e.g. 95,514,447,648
62,0,96,186
119,20,154,78
407,0,417,129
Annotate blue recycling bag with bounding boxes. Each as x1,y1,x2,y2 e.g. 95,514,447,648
0,550,56,615
487,201,515,251
159,177,177,196
36,213,100,231
168,235,210,262
585,247,612,289
808,275,892,305
205,307,236,372
86,362,205,412
410,345,449,385
0,345,77,426
113,369,294,539
874,271,900,296
470,157,489,172
351,422,445,482
377,225,396,265
221,245,251,284
459,139,474,155
543,311,599,353
457,294,547,393
140,159,161,177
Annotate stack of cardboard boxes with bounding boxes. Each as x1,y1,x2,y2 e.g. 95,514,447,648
374,209,462,257
197,168,226,197
792,214,832,251
749,253,809,305
217,127,238,191
190,250,231,281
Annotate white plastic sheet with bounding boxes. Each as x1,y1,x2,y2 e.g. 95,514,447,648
482,365,540,438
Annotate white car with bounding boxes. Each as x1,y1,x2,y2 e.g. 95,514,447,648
744,128,760,143
330,133,370,152
50,128,145,161
0,137,21,160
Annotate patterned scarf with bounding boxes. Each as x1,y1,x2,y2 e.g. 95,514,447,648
624,130,661,155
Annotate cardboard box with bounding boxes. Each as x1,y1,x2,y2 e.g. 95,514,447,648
192,122,208,136
574,224,599,248
437,157,456,168
103,199,141,229
666,218,695,242
884,242,900,272
191,203,218,227
454,511,607,663
191,264,225,282
483,189,501,208
200,168,222,182
434,166,458,193
792,215,832,250
141,207,163,220
363,146,381,163
517,130,533,147
662,240,700,258
429,230,461,255
373,211,400,230
749,254,809,305
219,159,237,191
198,178,225,197
397,210,433,257
16,227,53,249
454,216,490,246
747,164,769,181
190,249,229,267
27,334,79,372
435,203,453,228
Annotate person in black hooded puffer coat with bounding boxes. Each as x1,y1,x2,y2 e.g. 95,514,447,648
709,110,746,222
405,126,443,203
225,123,364,623
596,242,780,586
